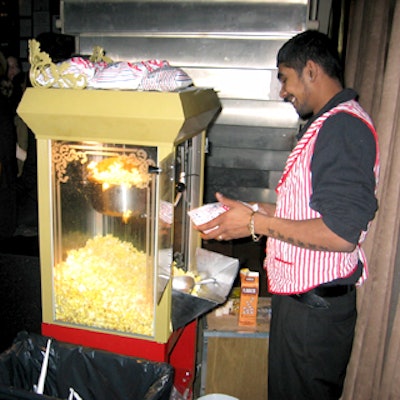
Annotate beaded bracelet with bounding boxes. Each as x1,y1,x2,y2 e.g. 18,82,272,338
248,211,263,242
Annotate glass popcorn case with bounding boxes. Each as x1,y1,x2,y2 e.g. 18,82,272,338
52,142,159,338
17,87,221,345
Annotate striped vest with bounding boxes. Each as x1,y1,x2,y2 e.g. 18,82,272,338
265,100,380,294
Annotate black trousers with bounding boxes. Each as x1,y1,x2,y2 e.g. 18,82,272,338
268,290,357,400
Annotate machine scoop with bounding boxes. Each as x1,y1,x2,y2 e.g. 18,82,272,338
172,276,217,294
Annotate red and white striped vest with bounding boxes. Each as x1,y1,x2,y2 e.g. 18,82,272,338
265,100,380,294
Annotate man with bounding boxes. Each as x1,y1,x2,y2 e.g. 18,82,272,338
196,30,379,400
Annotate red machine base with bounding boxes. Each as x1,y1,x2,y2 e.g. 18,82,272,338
42,321,197,397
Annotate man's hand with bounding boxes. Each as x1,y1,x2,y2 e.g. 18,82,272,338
194,192,255,241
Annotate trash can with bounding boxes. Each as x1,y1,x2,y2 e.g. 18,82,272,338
0,331,173,400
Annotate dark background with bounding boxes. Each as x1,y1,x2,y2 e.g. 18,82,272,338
0,0,62,68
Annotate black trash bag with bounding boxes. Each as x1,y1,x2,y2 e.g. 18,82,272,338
0,331,174,400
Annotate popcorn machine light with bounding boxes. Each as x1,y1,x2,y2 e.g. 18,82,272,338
17,76,223,393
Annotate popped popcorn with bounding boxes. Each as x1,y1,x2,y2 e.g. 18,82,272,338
54,234,154,336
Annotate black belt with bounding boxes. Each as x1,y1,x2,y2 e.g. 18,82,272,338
290,284,355,309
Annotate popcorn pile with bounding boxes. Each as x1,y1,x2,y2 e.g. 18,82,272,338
54,235,154,335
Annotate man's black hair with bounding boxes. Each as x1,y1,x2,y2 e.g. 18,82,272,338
277,30,344,85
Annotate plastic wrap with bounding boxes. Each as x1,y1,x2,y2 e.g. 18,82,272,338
0,332,173,400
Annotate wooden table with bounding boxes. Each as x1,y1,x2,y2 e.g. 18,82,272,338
199,297,271,400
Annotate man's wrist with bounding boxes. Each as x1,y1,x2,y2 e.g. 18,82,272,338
248,211,263,242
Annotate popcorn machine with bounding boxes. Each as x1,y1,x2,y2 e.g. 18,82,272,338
17,84,223,393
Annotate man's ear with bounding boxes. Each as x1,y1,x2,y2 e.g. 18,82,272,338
304,60,319,82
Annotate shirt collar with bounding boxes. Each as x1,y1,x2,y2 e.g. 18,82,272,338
297,88,359,139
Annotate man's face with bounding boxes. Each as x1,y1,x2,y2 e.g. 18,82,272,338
277,64,313,119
